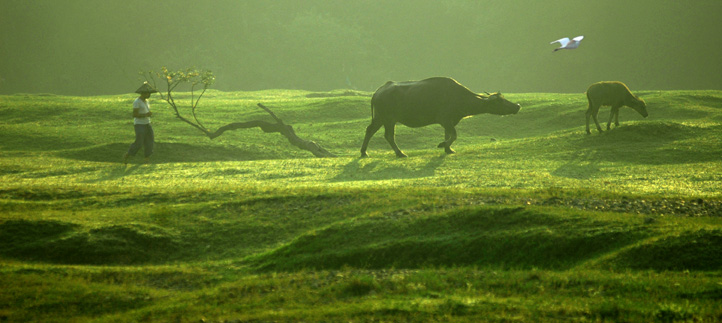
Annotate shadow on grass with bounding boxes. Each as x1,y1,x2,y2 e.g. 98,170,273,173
57,142,283,164
564,122,721,166
0,132,95,151
330,154,446,182
552,150,602,180
83,163,145,183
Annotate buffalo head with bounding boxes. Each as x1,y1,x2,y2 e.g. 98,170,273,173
483,92,521,115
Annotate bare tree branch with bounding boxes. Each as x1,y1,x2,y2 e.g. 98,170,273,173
205,103,336,158
140,67,336,158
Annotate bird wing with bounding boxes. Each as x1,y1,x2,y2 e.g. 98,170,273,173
572,35,584,42
550,37,570,47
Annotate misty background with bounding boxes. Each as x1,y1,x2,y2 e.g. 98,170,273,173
1,0,721,96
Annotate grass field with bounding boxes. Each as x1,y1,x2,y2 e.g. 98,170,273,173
1,88,721,322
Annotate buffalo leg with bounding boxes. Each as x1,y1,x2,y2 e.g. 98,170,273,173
383,123,407,158
437,126,457,154
360,119,383,158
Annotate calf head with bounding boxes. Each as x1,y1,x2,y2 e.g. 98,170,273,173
631,96,648,118
484,92,521,115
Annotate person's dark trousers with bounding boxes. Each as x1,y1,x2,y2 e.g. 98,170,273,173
127,124,154,158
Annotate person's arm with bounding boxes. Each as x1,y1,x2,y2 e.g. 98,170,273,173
132,107,152,118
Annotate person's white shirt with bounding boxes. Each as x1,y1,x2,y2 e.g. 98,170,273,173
133,98,151,125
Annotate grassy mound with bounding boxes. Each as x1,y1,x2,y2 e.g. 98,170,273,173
609,229,722,271
0,220,79,261
249,206,651,271
0,220,183,264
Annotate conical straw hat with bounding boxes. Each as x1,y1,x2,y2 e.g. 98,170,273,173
135,82,158,94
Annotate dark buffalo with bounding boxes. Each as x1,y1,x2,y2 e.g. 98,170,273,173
360,77,521,158
585,81,648,134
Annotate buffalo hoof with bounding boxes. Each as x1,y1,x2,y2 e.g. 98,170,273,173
360,152,369,158
445,148,456,154
396,152,408,158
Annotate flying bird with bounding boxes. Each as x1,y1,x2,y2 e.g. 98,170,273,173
550,36,584,52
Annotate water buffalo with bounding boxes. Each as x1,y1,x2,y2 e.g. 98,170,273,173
360,77,521,158
585,81,648,134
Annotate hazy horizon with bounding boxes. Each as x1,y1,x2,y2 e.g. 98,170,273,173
1,0,721,95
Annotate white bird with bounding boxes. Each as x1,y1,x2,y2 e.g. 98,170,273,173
550,36,584,52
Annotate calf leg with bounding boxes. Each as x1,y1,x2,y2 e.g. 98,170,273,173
437,126,457,154
383,123,407,158
585,111,591,134
592,111,603,133
360,119,382,158
614,106,620,127
586,101,596,134
606,106,621,130
586,104,603,134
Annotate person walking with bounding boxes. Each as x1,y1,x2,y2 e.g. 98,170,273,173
124,82,157,164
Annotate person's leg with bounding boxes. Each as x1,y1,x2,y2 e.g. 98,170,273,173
125,124,146,162
143,124,155,162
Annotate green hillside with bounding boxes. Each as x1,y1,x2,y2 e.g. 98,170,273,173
1,90,721,322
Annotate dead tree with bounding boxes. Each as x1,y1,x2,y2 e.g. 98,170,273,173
141,67,335,158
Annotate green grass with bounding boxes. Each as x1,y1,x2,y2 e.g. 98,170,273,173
1,89,721,322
